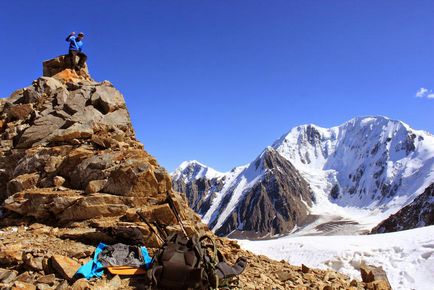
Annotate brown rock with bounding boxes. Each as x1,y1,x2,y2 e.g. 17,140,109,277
58,194,129,222
51,255,81,280
275,270,292,282
12,281,36,290
360,264,391,285
139,203,177,225
55,280,69,290
23,253,44,271
85,180,107,194
90,86,126,114
36,274,56,286
17,114,65,148
36,284,54,290
0,269,18,283
301,264,310,273
71,278,91,290
7,104,34,120
6,173,39,196
53,176,66,187
0,243,23,265
43,55,91,81
15,272,33,283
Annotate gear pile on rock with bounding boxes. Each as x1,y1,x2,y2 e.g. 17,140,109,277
0,57,392,289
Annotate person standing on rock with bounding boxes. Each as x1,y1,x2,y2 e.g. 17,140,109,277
66,32,87,71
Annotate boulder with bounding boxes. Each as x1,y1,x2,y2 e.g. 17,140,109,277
16,114,65,148
90,86,126,114
53,176,66,187
0,244,23,266
0,269,18,283
12,281,36,290
85,179,107,194
50,255,81,280
59,194,130,222
139,203,177,225
36,274,56,286
360,264,392,289
42,55,91,81
6,104,34,121
6,173,39,196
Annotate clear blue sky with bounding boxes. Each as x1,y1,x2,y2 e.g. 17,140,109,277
1,1,433,172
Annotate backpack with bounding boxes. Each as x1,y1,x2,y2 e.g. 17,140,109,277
148,233,247,290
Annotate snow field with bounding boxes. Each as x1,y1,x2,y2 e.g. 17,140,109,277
238,226,434,290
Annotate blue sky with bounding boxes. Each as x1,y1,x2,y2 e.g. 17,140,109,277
1,1,433,172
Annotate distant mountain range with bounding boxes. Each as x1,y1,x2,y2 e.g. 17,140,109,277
172,116,434,238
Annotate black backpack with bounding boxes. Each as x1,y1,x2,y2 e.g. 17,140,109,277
149,233,247,290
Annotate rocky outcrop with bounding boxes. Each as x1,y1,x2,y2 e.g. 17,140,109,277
173,148,314,238
371,183,434,233
0,56,201,235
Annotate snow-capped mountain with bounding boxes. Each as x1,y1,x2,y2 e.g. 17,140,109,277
173,148,313,237
173,116,434,237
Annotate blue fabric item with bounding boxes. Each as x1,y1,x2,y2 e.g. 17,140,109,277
140,246,153,269
75,243,154,279
75,242,107,280
67,35,84,52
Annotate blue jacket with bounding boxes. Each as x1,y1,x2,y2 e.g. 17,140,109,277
66,35,84,52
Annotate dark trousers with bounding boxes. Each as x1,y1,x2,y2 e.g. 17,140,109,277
69,50,87,70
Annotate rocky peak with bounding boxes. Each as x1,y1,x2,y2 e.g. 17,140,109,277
0,56,196,231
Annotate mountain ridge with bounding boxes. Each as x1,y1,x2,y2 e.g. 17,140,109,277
173,115,434,237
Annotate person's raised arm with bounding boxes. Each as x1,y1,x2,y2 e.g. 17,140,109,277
66,31,76,41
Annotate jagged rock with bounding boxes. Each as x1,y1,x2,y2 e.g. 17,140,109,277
17,114,65,148
0,269,18,283
51,255,80,281
0,243,23,266
71,278,90,290
15,272,33,283
36,274,56,286
301,264,311,273
43,55,91,81
58,194,130,222
6,173,39,196
90,86,126,114
139,204,177,225
6,104,34,121
360,264,392,289
12,281,37,290
55,280,69,290
22,253,44,271
53,176,65,188
85,180,107,193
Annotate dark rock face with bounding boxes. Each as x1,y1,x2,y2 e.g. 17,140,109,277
173,173,225,216
173,148,314,238
371,183,434,233
215,149,313,238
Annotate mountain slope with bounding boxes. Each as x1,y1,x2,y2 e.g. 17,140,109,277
174,116,434,236
173,148,313,238
371,183,434,233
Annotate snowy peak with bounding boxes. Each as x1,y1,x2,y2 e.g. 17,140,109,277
172,160,224,181
272,116,434,210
